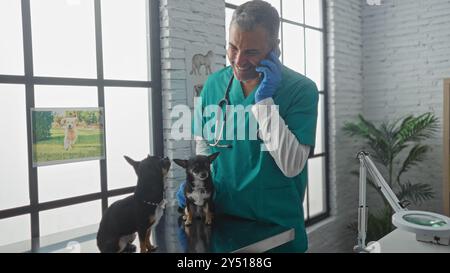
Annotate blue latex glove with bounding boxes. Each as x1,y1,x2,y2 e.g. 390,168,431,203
176,181,186,208
254,51,282,103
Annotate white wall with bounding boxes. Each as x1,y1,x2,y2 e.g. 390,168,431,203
307,0,364,253
362,0,450,213
308,0,450,252
160,0,226,206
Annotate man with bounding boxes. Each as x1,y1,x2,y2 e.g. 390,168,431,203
177,0,318,252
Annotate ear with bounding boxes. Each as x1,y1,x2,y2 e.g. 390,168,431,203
60,118,66,125
124,155,139,173
208,152,220,163
173,159,188,169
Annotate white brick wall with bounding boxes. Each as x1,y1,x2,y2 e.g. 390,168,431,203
160,0,226,207
307,0,364,253
309,0,450,253
362,0,450,213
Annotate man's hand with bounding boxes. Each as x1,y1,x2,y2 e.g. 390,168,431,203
254,51,282,103
176,182,186,209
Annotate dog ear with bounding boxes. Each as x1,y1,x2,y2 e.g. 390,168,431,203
208,152,220,163
124,155,139,173
60,118,66,126
173,159,188,169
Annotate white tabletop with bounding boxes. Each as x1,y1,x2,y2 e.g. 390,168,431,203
375,228,450,253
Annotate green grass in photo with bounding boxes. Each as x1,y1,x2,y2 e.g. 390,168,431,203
33,127,104,164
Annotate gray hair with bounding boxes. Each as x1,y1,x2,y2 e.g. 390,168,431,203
231,0,280,45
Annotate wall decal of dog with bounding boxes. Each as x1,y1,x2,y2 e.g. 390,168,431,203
61,116,78,151
190,50,214,76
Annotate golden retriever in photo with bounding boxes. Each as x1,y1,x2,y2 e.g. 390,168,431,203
61,116,78,150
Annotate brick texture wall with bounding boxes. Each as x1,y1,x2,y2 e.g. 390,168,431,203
362,0,450,213
307,0,364,253
160,0,226,207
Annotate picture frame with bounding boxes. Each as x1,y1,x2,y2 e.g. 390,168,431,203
30,107,105,167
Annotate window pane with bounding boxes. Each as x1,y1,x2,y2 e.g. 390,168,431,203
31,0,97,78
0,0,24,75
39,200,101,237
37,161,101,202
101,0,150,81
0,84,29,210
0,215,30,247
34,85,98,108
282,23,304,74
105,87,150,190
314,94,324,154
308,156,325,217
282,0,303,23
305,28,323,90
304,0,322,28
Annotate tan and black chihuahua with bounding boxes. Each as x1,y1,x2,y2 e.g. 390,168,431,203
174,152,219,226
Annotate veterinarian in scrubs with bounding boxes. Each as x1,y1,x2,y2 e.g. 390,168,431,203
177,0,318,252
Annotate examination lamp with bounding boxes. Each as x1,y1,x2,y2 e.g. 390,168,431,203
354,151,450,253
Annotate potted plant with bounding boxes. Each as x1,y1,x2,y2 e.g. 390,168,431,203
343,112,439,242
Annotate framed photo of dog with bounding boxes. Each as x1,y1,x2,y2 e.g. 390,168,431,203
30,107,105,167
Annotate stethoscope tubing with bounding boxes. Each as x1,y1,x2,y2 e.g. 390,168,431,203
208,74,234,148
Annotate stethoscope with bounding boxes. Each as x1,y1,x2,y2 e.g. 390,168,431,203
208,74,235,148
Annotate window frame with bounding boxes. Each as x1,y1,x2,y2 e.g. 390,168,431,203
225,0,330,226
0,0,163,248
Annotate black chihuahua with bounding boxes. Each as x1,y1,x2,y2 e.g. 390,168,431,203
96,155,170,253
174,152,220,226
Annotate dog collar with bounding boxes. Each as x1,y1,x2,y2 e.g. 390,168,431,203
142,198,166,208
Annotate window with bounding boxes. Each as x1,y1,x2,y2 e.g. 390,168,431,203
225,0,328,225
0,1,24,75
0,0,162,247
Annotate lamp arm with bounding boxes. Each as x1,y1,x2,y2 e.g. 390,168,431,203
361,153,405,213
354,151,407,252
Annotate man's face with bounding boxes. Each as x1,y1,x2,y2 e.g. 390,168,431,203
227,24,272,82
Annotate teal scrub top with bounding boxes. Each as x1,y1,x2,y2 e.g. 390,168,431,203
193,65,319,252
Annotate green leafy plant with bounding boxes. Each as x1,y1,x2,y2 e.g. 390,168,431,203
343,112,439,242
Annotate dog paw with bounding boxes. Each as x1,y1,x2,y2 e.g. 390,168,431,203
184,219,192,226
149,245,158,252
